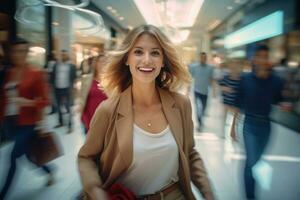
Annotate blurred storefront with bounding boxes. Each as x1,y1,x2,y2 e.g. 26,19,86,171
209,0,300,132
2,0,128,68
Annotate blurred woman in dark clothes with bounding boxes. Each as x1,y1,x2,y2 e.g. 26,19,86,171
0,39,55,199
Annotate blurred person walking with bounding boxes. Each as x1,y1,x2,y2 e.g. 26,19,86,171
75,53,108,200
234,45,284,200
77,25,215,200
0,39,55,200
219,59,242,140
50,50,77,133
78,53,108,133
45,51,59,115
188,52,214,131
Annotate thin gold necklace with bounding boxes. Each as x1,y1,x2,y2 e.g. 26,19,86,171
134,106,158,128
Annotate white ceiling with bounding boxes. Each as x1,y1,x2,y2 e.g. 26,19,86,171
91,0,249,47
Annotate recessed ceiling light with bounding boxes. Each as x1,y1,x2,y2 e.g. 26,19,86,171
234,0,241,3
119,16,124,21
207,19,221,31
128,25,133,30
111,9,117,14
227,6,233,10
107,6,112,10
52,21,59,26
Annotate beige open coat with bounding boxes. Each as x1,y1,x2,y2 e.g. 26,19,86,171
78,86,214,200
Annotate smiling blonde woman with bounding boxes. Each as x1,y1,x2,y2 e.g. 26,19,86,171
77,25,215,200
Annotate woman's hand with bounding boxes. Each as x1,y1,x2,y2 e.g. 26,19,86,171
90,186,109,200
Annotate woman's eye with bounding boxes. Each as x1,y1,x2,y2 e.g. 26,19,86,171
151,51,160,56
134,50,143,55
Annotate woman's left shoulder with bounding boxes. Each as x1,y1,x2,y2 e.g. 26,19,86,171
169,91,191,107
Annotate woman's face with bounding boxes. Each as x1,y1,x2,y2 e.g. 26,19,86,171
126,33,164,85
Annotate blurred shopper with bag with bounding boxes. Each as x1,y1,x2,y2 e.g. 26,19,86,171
0,39,56,199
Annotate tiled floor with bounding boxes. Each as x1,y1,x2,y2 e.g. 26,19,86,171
0,94,300,200
192,95,300,200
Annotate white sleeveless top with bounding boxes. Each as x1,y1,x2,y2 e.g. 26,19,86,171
117,124,179,196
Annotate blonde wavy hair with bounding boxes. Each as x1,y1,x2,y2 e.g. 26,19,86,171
102,25,191,97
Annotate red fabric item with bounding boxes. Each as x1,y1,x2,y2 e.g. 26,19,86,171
0,66,49,125
81,79,107,131
107,183,137,200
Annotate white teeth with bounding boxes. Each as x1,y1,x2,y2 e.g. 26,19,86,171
138,67,154,72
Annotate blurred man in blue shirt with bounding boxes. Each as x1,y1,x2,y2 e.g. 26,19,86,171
234,45,284,200
189,52,214,131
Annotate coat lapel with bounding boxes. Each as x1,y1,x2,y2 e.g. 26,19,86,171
115,86,134,169
158,89,194,199
158,88,183,147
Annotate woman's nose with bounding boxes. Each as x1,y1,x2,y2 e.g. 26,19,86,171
142,52,151,64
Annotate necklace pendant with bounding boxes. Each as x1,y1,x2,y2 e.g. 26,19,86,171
147,122,152,127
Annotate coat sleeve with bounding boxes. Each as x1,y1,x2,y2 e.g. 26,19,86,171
77,102,110,196
184,97,215,198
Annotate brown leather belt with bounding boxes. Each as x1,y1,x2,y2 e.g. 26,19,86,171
137,181,180,200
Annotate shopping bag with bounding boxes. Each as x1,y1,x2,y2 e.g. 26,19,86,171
27,131,63,166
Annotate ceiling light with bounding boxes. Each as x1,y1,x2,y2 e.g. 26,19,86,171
227,6,233,10
288,61,298,68
111,9,117,14
128,25,133,30
29,46,46,54
234,0,241,3
133,0,162,26
133,0,204,28
52,21,59,26
183,46,197,51
119,16,124,21
107,6,112,10
207,19,221,31
170,30,190,44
